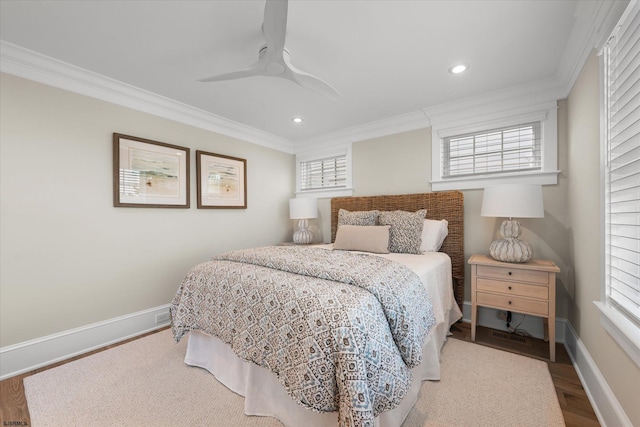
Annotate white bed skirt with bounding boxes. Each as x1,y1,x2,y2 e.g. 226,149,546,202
184,306,461,427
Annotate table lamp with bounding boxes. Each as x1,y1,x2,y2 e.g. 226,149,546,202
289,198,318,244
481,184,544,263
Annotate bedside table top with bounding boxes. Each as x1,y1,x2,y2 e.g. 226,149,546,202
468,254,560,273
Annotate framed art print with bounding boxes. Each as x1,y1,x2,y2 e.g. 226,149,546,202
196,150,247,209
113,133,190,208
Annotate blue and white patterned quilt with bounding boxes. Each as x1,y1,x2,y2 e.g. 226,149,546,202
171,246,435,427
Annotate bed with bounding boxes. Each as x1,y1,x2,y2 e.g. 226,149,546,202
171,191,464,427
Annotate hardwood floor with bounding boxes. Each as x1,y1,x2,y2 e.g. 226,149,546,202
1,324,599,426
450,322,600,427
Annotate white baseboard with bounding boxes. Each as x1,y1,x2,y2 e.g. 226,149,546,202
563,321,633,427
0,304,171,380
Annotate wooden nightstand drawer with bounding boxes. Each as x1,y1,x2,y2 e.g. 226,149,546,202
469,254,560,362
476,278,549,299
477,264,548,284
476,291,549,316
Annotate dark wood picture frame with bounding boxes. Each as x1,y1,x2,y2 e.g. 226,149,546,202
113,133,190,208
196,150,247,209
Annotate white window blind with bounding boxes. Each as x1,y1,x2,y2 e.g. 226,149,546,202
604,0,640,325
300,154,347,190
443,122,542,178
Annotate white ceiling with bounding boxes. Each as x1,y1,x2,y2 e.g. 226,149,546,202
0,1,613,151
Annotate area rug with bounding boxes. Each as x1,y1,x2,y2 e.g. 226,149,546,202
24,330,564,426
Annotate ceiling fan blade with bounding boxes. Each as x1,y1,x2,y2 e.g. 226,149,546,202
198,65,263,83
200,0,286,83
283,57,341,99
262,0,288,56
200,0,339,98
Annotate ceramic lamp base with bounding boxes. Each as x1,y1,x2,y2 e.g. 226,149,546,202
489,238,533,263
293,219,314,244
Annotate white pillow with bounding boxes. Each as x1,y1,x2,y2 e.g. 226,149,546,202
420,219,448,252
333,225,391,254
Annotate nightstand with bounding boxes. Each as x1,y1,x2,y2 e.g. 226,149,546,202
468,254,560,362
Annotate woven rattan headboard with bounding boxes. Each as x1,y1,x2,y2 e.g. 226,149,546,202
330,191,464,311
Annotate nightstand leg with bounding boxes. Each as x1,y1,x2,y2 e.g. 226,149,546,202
471,264,477,342
549,317,556,362
471,303,477,342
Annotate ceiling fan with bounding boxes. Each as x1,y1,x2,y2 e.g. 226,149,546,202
199,0,340,98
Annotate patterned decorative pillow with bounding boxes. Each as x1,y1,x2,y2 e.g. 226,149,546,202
378,209,427,254
338,209,379,227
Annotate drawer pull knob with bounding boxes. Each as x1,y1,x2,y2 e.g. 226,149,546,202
508,272,512,276
508,286,512,290
508,301,512,305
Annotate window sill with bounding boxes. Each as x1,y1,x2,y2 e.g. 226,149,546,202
431,170,560,191
295,188,354,199
594,301,640,369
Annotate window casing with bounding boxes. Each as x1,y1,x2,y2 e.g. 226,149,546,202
300,155,347,191
430,101,559,191
295,147,353,198
596,0,640,368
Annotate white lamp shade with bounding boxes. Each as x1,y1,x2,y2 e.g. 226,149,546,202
289,198,318,219
481,184,544,218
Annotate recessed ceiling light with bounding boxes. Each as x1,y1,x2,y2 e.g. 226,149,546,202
449,64,468,74
292,117,304,124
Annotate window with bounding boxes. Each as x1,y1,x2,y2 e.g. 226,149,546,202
430,101,559,191
300,155,347,190
296,147,353,198
443,122,541,178
596,0,640,368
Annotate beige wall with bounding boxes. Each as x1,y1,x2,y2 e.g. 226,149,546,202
352,128,432,196
321,126,572,310
566,51,640,426
0,73,295,347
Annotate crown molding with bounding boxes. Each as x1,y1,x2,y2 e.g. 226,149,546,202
294,110,430,155
423,77,563,128
1,1,624,154
293,75,564,154
555,0,630,99
295,0,624,148
0,41,295,154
